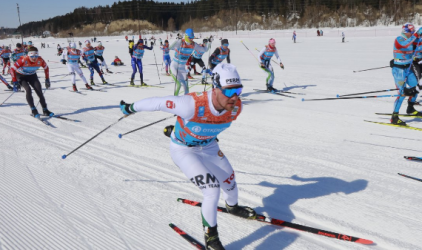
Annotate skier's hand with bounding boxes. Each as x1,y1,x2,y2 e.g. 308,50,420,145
404,86,419,96
280,63,284,69
12,81,20,92
418,84,422,90
61,59,67,65
120,100,135,115
260,63,266,68
45,78,51,89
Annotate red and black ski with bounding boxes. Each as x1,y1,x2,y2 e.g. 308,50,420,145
404,156,422,162
169,223,205,250
398,173,422,182
177,198,373,245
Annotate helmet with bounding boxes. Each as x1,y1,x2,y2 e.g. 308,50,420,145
402,23,415,34
269,38,276,46
185,28,194,39
212,63,242,88
70,42,76,49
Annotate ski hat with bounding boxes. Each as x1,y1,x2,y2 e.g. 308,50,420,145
164,40,168,43
70,42,76,49
212,63,242,88
221,39,229,45
138,39,144,44
98,41,102,46
85,40,91,45
185,28,194,39
16,43,22,48
5,46,9,50
28,41,32,46
402,23,415,34
203,38,208,43
269,38,276,47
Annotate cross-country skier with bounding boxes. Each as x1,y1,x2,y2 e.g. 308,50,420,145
62,42,92,91
94,41,113,74
10,47,54,118
120,63,256,250
187,38,212,82
169,28,208,95
160,40,171,76
82,40,108,85
203,39,230,84
293,31,297,43
390,23,422,125
342,31,345,43
0,46,12,75
130,39,153,86
258,38,284,92
11,43,26,62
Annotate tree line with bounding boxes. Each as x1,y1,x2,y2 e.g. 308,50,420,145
18,0,422,36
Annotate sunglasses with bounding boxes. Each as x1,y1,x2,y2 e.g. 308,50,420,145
217,85,243,98
28,52,39,59
223,43,229,47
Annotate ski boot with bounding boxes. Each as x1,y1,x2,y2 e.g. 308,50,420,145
130,79,135,86
141,82,148,86
204,225,225,250
194,72,201,75
163,125,174,138
72,85,78,92
100,69,104,74
43,108,55,117
187,73,194,79
85,84,93,90
6,84,13,90
225,202,257,219
406,102,422,116
266,84,278,93
201,78,207,85
166,72,171,76
102,78,108,84
90,79,95,86
391,113,407,126
31,107,40,118
106,69,113,74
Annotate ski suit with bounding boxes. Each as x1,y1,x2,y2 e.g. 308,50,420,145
190,42,211,73
0,49,12,74
160,44,171,73
63,48,88,85
131,90,242,227
169,39,207,95
131,43,153,84
258,45,282,88
391,32,420,113
10,56,50,109
82,46,104,82
94,46,108,70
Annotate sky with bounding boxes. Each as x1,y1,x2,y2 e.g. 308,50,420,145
0,0,183,28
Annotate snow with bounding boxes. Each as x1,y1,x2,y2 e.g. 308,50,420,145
1,27,421,249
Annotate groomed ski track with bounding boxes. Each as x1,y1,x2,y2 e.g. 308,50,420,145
1,27,421,249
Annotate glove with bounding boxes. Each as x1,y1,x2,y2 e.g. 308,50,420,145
205,69,212,75
404,86,419,96
45,78,51,89
280,63,284,69
417,27,422,36
418,84,422,90
209,37,214,42
12,81,20,92
61,59,67,65
120,100,135,115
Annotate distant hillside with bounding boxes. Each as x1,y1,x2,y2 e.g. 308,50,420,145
18,0,422,36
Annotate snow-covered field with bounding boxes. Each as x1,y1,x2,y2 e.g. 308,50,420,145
1,27,421,250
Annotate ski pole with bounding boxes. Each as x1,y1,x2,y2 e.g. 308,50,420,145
118,115,175,138
398,173,422,182
337,88,396,97
152,47,162,84
353,66,389,73
0,91,15,106
302,94,400,101
36,88,48,108
240,41,259,62
62,114,132,159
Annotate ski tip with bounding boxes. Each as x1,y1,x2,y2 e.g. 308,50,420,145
355,238,374,245
61,154,67,160
118,134,123,139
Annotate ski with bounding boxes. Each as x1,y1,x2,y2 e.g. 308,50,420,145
4,89,24,92
41,115,80,122
404,156,422,161
31,115,53,127
253,89,295,98
177,198,373,245
375,113,422,118
169,223,206,250
69,90,87,95
128,84,164,88
364,120,422,131
82,88,106,92
398,173,422,182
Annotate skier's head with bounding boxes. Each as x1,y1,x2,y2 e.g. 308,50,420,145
85,40,91,47
5,46,9,50
28,41,33,46
164,40,169,44
98,41,102,46
138,39,144,44
16,43,22,48
184,28,194,43
27,47,39,62
269,38,276,48
203,38,208,44
212,63,242,111
402,23,415,37
70,42,77,49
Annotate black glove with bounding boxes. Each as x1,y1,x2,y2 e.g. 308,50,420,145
61,59,67,65
45,78,51,89
120,100,135,115
404,86,419,96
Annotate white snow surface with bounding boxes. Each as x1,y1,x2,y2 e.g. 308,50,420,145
1,29,421,250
